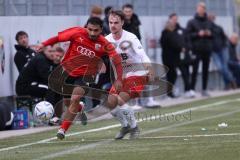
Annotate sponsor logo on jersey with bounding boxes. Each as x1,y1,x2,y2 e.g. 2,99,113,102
95,43,101,51
77,46,95,58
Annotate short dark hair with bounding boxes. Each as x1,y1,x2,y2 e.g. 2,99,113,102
104,6,113,16
15,31,28,41
169,13,177,19
86,17,103,28
122,3,133,10
109,10,125,21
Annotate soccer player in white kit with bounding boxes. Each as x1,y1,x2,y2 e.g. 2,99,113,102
105,10,153,139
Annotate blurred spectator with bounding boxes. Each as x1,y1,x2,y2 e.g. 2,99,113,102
15,45,64,107
186,2,213,97
84,5,103,28
228,33,240,87
0,101,13,131
14,31,36,72
90,5,103,18
208,14,236,90
160,13,191,98
122,4,141,40
102,6,113,36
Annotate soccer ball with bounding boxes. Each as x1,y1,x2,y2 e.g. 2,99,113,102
34,101,54,121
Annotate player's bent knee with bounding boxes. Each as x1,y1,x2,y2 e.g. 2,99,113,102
107,94,118,109
72,87,85,97
118,92,131,106
71,95,81,103
70,87,84,103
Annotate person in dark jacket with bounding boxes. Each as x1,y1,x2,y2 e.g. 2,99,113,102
16,46,63,101
160,13,191,98
228,33,240,87
122,4,141,40
208,14,236,90
0,101,13,131
102,6,113,36
186,2,213,97
14,31,36,72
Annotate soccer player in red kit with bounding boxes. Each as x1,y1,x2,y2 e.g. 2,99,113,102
36,17,122,140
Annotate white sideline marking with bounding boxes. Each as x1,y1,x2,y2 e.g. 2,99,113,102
42,133,240,143
142,133,240,139
36,140,112,160
0,124,120,152
141,109,240,136
0,98,239,153
33,108,240,160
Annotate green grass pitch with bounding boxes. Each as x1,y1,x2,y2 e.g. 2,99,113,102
1,93,240,160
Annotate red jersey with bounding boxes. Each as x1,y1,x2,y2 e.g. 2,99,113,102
42,27,122,79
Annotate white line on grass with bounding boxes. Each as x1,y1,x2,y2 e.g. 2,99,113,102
142,133,240,139
0,98,238,153
0,124,120,152
36,140,113,160
32,108,240,160
42,133,240,143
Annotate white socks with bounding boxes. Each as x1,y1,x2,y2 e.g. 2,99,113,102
110,104,137,129
111,106,128,127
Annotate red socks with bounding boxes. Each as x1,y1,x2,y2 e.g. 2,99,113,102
60,104,83,132
61,120,72,132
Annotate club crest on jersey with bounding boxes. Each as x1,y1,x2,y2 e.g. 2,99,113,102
95,43,101,51
78,37,84,43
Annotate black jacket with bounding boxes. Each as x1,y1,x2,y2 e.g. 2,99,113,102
160,23,186,65
14,45,36,72
16,53,57,87
228,42,238,62
186,13,213,54
0,101,12,131
211,23,227,52
102,17,111,36
123,13,141,40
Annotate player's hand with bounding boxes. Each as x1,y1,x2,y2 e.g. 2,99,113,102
113,79,122,92
198,30,205,37
35,43,45,53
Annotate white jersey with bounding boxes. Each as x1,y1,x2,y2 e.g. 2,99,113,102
105,30,151,78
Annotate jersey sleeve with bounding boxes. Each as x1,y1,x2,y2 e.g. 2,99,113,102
58,27,80,41
42,27,80,46
42,36,58,46
131,36,151,63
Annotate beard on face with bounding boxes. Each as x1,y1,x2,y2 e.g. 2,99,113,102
89,35,98,40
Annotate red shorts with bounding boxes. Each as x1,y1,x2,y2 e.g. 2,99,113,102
110,76,148,98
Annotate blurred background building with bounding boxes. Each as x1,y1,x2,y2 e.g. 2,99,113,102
0,0,236,16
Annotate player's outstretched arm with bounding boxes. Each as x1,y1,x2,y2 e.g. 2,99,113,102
36,27,80,53
35,36,59,53
131,36,155,81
